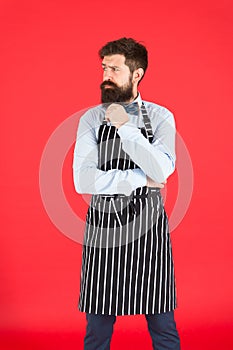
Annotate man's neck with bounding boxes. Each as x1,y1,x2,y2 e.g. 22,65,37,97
127,91,139,103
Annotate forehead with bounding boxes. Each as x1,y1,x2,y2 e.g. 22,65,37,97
102,54,128,68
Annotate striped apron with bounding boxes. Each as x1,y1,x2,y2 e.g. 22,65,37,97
79,104,177,316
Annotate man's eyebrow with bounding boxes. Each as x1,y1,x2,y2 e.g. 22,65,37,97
101,63,120,69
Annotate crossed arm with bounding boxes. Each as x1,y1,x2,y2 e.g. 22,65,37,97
73,105,176,196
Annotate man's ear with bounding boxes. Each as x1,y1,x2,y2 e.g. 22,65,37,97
132,68,144,84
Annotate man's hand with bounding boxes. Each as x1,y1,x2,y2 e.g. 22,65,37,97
146,176,166,189
105,103,129,129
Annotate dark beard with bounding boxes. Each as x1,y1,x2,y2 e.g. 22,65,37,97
100,80,134,103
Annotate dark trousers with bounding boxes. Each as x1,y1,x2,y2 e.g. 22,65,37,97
84,311,180,350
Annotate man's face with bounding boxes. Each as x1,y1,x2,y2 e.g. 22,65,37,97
100,54,134,103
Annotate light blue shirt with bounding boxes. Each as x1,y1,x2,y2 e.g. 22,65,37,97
73,93,176,196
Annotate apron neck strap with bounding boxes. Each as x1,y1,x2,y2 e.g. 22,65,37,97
141,102,153,143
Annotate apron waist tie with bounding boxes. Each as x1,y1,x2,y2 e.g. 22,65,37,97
101,192,159,226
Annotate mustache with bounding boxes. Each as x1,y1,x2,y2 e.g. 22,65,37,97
100,81,118,89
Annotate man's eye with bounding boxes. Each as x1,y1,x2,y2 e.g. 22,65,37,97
102,66,119,72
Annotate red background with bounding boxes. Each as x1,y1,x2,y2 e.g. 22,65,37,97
1,0,233,349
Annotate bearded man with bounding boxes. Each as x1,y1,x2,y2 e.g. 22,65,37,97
73,37,180,350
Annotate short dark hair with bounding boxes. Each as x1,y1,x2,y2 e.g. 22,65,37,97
99,37,148,82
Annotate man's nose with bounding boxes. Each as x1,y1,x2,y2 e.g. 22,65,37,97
103,69,113,81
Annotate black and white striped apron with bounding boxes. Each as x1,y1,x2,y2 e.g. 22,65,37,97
79,104,177,316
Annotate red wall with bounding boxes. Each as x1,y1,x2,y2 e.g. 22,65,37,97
1,0,233,349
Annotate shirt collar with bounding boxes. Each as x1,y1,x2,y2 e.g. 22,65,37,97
132,92,142,107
